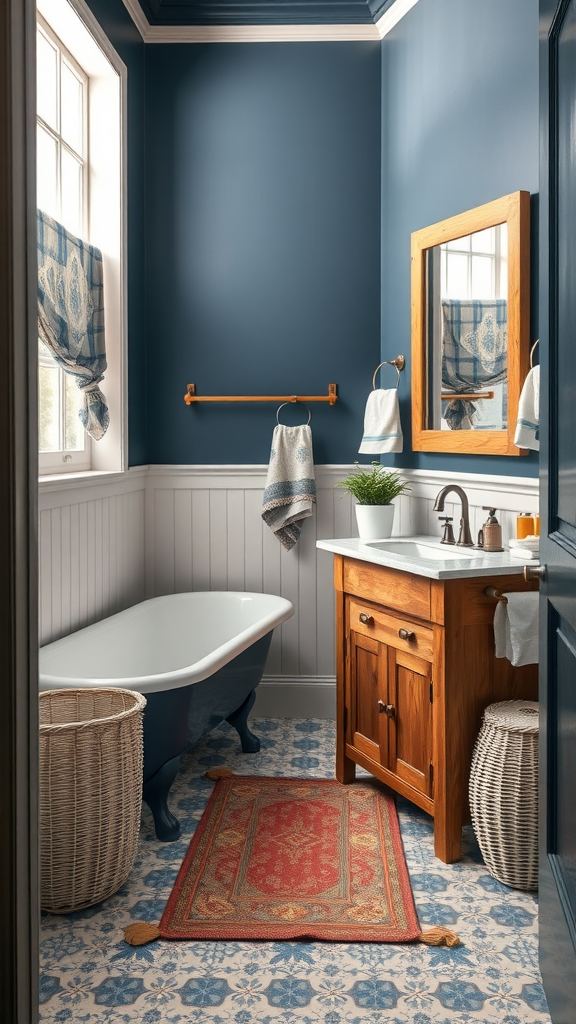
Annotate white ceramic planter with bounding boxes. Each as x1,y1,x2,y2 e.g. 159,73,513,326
355,503,395,540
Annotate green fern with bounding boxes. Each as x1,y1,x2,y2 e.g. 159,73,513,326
336,462,410,506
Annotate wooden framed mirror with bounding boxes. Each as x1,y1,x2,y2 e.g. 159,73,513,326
411,191,530,455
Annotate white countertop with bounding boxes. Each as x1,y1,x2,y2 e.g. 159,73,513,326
316,536,534,580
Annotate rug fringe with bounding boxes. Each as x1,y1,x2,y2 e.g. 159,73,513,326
123,921,461,948
204,767,235,780
418,927,460,947
124,922,161,946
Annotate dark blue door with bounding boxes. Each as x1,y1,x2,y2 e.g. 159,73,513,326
539,1,576,1018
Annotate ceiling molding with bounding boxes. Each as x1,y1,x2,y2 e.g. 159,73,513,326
121,0,419,41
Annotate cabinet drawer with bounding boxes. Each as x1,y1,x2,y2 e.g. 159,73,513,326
343,559,431,620
348,597,434,662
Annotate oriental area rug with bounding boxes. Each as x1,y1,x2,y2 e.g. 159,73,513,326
158,775,421,943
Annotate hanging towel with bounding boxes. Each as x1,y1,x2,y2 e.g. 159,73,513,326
358,389,403,454
37,209,109,440
261,424,316,551
494,592,539,667
514,365,540,451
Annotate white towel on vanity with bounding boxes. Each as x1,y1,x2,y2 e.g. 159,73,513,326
494,592,539,667
358,389,403,454
514,365,540,451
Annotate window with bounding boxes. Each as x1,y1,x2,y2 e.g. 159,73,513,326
37,16,91,470
36,0,126,478
439,224,508,432
441,224,508,302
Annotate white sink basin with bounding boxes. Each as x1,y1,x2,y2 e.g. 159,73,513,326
364,540,476,561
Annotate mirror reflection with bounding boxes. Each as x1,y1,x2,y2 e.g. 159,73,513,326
426,223,508,431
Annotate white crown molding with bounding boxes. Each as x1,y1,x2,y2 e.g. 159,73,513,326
146,23,379,42
121,0,150,39
376,0,421,39
120,0,416,43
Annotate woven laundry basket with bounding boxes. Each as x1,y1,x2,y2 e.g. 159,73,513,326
469,700,539,890
39,687,147,913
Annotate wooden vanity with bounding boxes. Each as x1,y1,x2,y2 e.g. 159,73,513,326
331,553,538,863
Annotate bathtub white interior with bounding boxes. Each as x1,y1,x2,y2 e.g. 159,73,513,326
39,592,294,692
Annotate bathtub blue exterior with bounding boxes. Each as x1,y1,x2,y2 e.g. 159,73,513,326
142,631,272,781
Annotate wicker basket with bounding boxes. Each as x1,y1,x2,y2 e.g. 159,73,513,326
469,699,539,891
39,687,147,913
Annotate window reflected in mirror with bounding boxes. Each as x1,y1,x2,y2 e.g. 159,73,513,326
427,223,508,432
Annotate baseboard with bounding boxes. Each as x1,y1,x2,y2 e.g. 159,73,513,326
254,676,336,719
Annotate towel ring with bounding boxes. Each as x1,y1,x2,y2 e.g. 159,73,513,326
372,355,405,390
529,339,539,368
276,401,311,425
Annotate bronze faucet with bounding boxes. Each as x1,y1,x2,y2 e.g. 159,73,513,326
433,485,474,547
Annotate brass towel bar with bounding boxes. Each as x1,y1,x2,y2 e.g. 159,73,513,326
484,586,508,604
184,383,338,406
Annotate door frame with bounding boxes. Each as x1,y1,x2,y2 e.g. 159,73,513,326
538,1,576,1019
0,0,39,1020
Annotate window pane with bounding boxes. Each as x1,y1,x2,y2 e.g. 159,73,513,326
64,374,85,451
471,227,496,254
39,358,60,451
471,255,494,298
444,253,469,298
37,29,58,130
61,61,83,155
61,149,83,236
446,235,471,252
37,125,59,219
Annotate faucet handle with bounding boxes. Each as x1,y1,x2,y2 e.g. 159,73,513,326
438,516,455,545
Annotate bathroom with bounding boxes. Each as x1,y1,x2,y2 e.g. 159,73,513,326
2,0,575,1020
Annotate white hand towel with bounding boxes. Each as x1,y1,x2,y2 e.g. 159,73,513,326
261,424,316,551
514,365,540,451
359,389,403,454
493,592,539,667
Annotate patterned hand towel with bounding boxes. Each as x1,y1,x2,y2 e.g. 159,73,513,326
262,424,316,551
514,366,540,451
358,389,403,454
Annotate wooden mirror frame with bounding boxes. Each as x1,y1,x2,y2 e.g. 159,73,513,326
411,191,531,456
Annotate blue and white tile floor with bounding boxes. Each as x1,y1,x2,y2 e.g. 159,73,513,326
39,719,551,1023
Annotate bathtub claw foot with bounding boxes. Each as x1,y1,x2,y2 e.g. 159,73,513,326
227,689,261,753
143,755,182,841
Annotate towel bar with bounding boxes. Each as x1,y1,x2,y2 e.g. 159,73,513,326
184,383,338,406
484,586,508,604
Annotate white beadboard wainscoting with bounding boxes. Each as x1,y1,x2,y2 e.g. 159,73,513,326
39,464,539,716
38,469,147,646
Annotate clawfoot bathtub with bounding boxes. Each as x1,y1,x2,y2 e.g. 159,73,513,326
39,592,293,840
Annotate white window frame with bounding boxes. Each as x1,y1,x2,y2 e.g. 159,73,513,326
37,15,92,473
36,0,127,480
440,224,508,302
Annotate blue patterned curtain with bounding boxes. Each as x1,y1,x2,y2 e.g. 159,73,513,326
37,209,109,440
441,299,508,430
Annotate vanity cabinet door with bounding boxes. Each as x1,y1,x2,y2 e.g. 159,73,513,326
347,630,387,765
386,647,433,799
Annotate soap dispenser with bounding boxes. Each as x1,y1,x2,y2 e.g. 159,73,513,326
476,507,504,552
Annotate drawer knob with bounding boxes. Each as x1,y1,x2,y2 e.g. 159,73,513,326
359,612,374,625
378,701,396,717
398,628,415,641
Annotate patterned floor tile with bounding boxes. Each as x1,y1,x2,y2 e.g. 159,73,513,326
39,718,550,1023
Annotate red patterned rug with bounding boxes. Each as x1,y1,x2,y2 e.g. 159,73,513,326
159,776,421,943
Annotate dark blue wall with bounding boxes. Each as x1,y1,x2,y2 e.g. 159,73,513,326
85,0,148,467
380,0,540,477
144,43,382,464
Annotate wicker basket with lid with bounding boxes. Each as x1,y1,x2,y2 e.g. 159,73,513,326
39,687,146,913
469,699,539,891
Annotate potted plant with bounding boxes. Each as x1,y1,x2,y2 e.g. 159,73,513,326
337,462,410,540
